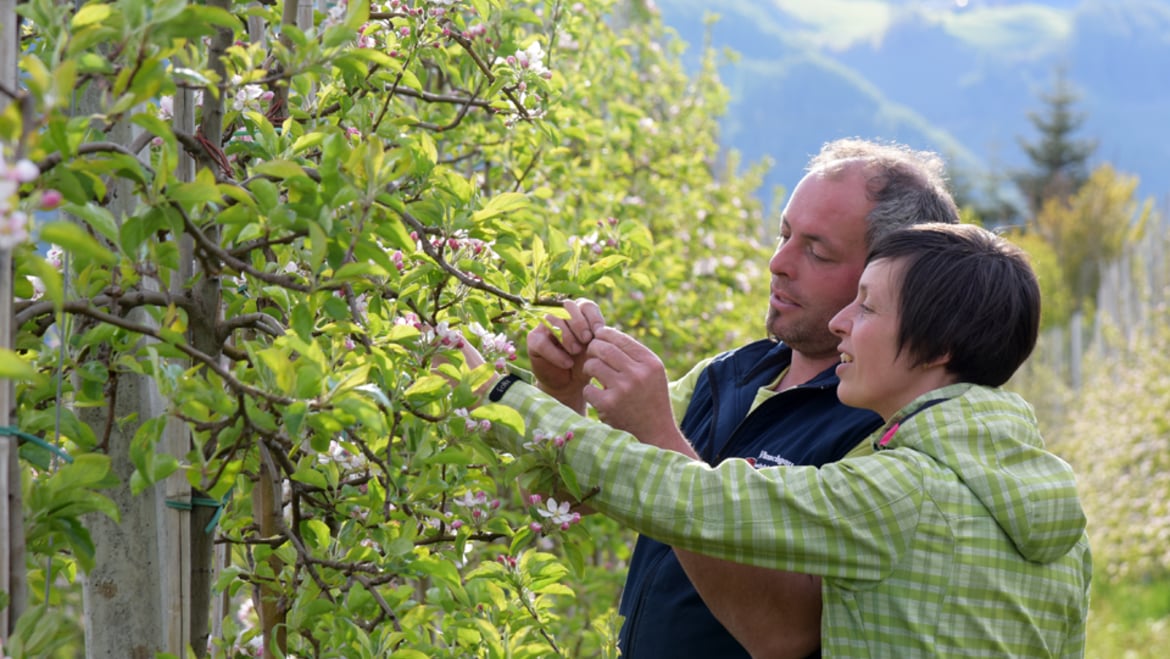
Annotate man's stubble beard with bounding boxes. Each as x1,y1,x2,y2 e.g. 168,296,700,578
765,307,841,361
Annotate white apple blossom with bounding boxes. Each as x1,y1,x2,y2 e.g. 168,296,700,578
0,153,37,249
514,42,549,78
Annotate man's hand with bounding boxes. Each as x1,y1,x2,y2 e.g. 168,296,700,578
526,299,605,414
581,328,694,455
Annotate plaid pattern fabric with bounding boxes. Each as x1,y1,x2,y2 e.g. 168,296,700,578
490,382,1091,657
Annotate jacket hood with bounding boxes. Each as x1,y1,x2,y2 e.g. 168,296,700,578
881,383,1086,564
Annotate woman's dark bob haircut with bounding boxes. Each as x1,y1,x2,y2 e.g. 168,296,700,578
868,223,1041,387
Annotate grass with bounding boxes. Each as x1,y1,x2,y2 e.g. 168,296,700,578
1087,578,1170,658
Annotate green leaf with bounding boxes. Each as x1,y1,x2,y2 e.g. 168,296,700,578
345,0,370,29
301,518,332,550
414,555,462,592
471,192,529,223
292,132,325,155
57,453,114,489
472,403,525,436
0,348,40,382
170,169,223,206
292,459,329,489
71,4,111,29
403,374,449,405
559,463,583,501
38,221,116,265
253,160,311,180
331,261,387,282
64,202,120,243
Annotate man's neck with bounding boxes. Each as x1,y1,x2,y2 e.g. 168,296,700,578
774,354,837,391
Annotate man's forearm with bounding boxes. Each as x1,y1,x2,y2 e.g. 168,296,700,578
675,549,822,659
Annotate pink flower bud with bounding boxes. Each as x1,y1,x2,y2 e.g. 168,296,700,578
399,26,410,37
530,522,543,533
39,189,63,210
528,494,543,505
451,519,464,530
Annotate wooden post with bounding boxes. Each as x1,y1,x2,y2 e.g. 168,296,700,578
1,0,29,641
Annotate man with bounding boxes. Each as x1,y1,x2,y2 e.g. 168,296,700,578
519,139,961,658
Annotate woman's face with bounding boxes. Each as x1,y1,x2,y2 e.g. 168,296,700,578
828,258,952,420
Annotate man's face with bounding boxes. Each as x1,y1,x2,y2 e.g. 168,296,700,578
766,169,872,361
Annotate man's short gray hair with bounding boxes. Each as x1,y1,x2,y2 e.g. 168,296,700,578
808,139,962,247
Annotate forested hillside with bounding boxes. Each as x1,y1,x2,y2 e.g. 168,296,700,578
657,0,1170,211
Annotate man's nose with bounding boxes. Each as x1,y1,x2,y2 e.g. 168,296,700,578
769,241,794,276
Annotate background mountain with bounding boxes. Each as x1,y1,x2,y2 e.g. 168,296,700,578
654,0,1170,216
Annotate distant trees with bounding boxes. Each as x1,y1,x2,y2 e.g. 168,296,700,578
1002,69,1149,322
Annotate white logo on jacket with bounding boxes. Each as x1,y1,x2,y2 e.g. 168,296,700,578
745,450,794,468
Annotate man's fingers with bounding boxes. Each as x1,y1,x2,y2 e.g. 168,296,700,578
562,300,598,346
582,383,611,418
574,298,606,333
528,322,574,368
582,353,622,388
591,327,658,365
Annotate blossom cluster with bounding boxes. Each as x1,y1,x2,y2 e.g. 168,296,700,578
453,407,491,433
451,488,500,530
526,494,581,533
467,321,518,370
522,429,574,452
316,439,369,473
569,216,621,255
0,153,39,249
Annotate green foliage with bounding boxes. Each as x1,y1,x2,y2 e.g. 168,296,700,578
1086,579,1170,659
1030,165,1149,311
1003,228,1073,329
5,0,769,655
1013,227,1170,656
1055,320,1170,585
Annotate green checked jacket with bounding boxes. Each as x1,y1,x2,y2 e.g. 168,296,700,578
488,381,1091,658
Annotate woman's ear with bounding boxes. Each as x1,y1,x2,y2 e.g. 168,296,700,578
921,352,951,370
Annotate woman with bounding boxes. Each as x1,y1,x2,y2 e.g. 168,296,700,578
469,223,1091,657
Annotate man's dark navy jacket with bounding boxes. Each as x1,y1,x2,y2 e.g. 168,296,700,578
616,339,883,659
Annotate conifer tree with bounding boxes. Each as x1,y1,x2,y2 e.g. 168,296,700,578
1014,68,1098,218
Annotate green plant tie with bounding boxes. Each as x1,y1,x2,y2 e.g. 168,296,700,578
0,425,74,464
166,491,231,534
